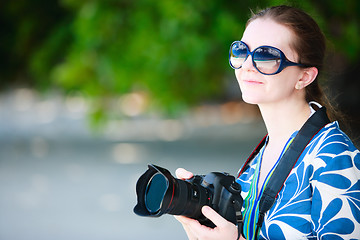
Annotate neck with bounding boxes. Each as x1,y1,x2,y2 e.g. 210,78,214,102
259,100,310,146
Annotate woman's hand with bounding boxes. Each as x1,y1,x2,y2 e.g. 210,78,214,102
174,168,239,240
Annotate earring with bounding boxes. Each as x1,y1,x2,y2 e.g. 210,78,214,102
296,83,302,89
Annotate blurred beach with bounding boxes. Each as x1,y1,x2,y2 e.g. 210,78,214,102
0,88,266,240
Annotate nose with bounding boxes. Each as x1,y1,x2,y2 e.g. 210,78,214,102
241,55,256,72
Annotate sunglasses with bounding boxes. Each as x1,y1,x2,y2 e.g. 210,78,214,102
229,41,306,75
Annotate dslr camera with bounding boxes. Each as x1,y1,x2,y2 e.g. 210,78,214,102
133,164,243,230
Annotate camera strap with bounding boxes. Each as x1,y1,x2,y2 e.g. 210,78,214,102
238,106,330,240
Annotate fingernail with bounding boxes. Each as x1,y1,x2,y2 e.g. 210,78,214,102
202,205,210,213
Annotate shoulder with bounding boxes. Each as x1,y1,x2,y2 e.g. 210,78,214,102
302,121,360,183
299,121,359,180
306,121,359,158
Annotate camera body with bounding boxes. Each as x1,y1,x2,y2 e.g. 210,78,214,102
188,171,243,227
134,164,243,229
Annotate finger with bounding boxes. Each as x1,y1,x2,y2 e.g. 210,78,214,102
175,215,198,227
175,168,194,179
201,206,232,228
174,216,198,240
174,215,191,224
180,215,213,239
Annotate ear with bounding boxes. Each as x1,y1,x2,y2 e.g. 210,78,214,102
295,67,318,90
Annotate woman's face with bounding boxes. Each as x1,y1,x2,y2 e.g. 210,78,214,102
235,18,305,105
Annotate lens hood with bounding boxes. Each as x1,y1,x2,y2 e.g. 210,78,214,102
133,164,174,216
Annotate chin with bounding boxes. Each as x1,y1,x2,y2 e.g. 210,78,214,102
241,94,263,105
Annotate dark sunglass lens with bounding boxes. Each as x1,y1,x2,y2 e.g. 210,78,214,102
253,47,281,74
230,42,247,69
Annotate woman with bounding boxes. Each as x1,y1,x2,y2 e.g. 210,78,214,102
175,5,360,240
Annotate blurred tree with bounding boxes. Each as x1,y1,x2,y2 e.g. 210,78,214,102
0,0,72,88
49,0,252,119
1,0,359,132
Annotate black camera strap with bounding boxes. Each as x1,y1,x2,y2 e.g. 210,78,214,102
238,107,330,240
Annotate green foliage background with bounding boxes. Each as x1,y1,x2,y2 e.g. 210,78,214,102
1,0,359,125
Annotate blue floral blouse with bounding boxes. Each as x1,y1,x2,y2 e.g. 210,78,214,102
237,121,360,239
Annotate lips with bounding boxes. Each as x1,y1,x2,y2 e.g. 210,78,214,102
243,79,264,85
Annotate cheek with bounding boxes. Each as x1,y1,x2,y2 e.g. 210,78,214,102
266,74,299,98
234,69,250,84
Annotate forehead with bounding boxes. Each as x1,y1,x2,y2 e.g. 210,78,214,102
241,18,297,58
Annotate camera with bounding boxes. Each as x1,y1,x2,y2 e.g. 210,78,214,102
133,164,243,229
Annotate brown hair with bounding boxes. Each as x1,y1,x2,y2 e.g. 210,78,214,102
247,5,341,122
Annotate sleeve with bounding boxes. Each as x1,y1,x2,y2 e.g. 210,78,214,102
311,146,360,239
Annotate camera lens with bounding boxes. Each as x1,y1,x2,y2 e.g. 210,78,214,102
134,164,208,220
145,173,169,213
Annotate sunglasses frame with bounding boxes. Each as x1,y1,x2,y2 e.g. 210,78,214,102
229,41,306,75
